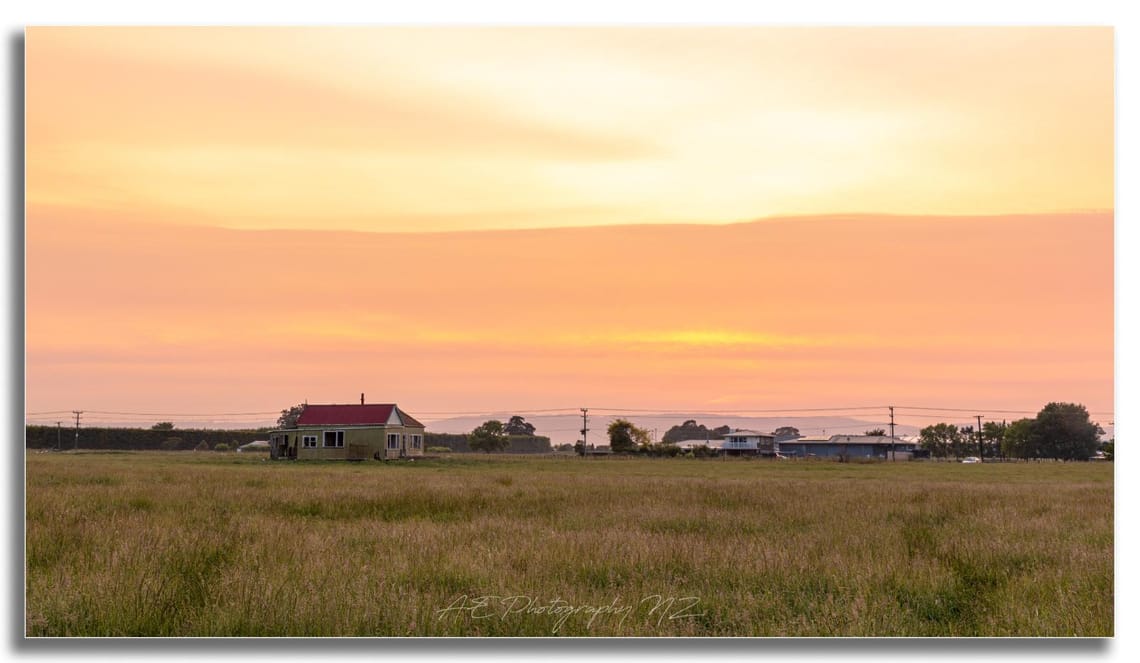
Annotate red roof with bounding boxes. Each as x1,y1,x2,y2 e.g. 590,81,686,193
295,404,424,428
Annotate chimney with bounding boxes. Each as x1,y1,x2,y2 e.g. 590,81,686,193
361,393,365,405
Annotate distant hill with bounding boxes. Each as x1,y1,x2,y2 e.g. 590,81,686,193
422,413,922,444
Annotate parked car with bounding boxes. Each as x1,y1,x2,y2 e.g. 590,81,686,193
961,456,981,464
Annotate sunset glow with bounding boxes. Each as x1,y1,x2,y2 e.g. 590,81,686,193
25,27,1114,428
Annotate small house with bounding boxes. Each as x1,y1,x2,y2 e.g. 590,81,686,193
721,429,778,456
268,401,425,460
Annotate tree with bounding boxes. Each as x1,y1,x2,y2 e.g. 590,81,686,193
662,419,700,443
955,425,978,459
504,415,537,436
278,404,305,429
607,419,649,453
1033,402,1103,461
151,422,175,431
662,420,728,444
864,428,887,437
919,423,961,458
468,420,509,453
1002,418,1038,459
773,426,801,441
982,421,1007,458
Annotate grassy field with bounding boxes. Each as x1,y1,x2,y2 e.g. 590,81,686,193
25,452,1112,637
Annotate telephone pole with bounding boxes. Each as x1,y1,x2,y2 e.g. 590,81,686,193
889,406,896,461
72,411,83,450
580,408,589,456
976,414,984,460
56,421,62,450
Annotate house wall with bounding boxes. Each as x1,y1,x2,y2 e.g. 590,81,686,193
723,435,776,453
779,443,917,459
780,443,881,458
273,425,426,460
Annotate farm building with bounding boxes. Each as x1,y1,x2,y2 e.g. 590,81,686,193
268,401,425,460
674,439,724,452
779,434,917,460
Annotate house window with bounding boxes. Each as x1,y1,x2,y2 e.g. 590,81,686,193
387,433,399,450
302,435,317,448
324,431,344,448
411,434,422,449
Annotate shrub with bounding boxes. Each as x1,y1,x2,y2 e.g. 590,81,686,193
426,446,452,453
214,443,230,452
691,445,718,458
194,441,210,452
639,443,683,458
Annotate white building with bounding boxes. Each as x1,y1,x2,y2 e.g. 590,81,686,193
720,429,778,456
674,439,725,451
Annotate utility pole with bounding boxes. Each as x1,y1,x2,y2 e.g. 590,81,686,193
889,406,896,461
72,410,83,451
580,408,589,456
56,421,62,450
976,414,984,461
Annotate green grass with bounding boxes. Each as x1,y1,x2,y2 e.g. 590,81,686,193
25,452,1112,636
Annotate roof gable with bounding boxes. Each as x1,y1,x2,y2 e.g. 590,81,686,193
395,407,424,428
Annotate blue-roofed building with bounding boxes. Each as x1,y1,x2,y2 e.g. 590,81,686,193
778,434,917,460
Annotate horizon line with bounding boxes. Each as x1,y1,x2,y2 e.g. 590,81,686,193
28,204,1116,237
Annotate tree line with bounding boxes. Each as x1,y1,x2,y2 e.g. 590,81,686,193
24,424,552,455
463,417,551,453
918,402,1109,461
24,425,265,451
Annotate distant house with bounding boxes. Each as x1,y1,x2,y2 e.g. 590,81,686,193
720,429,778,456
268,402,425,460
674,439,725,452
779,434,916,460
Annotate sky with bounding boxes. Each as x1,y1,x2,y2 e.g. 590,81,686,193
23,26,1115,430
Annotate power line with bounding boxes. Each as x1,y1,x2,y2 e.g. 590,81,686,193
83,409,282,417
414,407,582,415
896,405,1113,416
589,406,888,414
26,403,1115,425
30,403,1114,418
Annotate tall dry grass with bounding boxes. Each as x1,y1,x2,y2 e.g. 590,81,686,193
25,452,1112,636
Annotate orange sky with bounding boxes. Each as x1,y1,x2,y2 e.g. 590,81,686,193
24,27,1114,428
